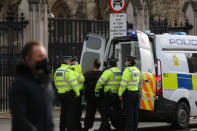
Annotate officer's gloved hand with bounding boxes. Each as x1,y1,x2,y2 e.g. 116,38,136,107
95,93,99,97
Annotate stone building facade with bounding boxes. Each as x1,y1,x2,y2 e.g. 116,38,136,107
126,0,150,30
0,0,48,48
150,0,186,26
183,0,197,35
0,0,195,30
0,0,19,16
40,0,191,28
47,0,150,30
48,0,109,19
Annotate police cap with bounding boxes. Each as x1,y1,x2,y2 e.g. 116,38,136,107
63,56,72,60
126,55,136,61
108,58,118,62
108,58,117,67
71,56,78,61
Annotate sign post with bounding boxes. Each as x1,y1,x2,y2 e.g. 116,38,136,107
109,0,127,38
110,13,127,38
110,0,127,13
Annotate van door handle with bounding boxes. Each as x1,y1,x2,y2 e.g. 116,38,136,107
145,79,150,83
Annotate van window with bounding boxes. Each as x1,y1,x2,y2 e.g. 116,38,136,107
81,52,100,73
161,52,189,73
109,44,116,59
185,53,197,73
120,43,141,70
108,42,141,70
86,37,102,50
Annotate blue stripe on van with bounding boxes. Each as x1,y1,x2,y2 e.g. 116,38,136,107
177,74,193,90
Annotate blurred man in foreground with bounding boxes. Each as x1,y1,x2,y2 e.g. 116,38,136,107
9,41,55,131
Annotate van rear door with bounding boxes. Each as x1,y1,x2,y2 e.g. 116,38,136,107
137,31,156,111
117,41,140,71
80,34,106,73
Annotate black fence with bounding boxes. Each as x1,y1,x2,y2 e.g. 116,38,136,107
149,18,193,34
0,14,194,112
48,17,193,76
48,18,109,75
0,4,28,112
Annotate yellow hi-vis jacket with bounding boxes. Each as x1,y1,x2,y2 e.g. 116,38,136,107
73,70,85,91
95,67,122,94
54,64,80,96
118,66,140,96
71,64,82,74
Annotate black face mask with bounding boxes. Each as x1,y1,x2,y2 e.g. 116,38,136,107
33,58,49,74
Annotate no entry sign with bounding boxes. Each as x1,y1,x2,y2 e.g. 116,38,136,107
110,0,126,13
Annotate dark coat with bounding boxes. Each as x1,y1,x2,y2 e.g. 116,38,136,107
84,70,103,101
9,64,55,131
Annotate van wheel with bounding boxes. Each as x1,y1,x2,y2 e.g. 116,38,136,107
171,102,190,129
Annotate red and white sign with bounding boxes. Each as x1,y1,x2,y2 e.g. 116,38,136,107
110,0,126,13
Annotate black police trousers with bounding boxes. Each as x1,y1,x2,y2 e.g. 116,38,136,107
100,93,125,131
84,97,102,130
76,95,82,130
123,91,139,131
59,93,80,131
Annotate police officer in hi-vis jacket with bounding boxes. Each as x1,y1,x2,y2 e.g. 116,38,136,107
95,58,124,131
54,56,81,131
118,55,141,131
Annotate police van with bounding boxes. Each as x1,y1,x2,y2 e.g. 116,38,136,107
80,31,197,129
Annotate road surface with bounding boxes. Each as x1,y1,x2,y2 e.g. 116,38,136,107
1,118,197,131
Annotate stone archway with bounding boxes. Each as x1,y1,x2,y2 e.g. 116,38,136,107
51,0,71,18
168,9,177,26
143,2,149,29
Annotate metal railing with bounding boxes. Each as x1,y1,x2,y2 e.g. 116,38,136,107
0,14,193,111
149,18,193,34
0,4,28,112
48,18,109,105
48,18,109,75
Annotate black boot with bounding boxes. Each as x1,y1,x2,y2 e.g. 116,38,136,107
60,128,65,131
82,127,89,131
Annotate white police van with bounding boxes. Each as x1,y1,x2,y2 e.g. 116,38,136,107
80,31,197,129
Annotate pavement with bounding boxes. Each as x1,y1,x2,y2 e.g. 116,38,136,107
0,107,61,119
1,108,197,131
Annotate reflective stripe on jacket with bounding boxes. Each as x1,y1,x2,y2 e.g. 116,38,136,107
95,67,122,93
118,66,140,96
73,70,85,91
54,64,80,96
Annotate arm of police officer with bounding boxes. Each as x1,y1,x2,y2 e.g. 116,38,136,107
68,70,80,96
95,70,110,94
78,72,85,91
118,68,130,100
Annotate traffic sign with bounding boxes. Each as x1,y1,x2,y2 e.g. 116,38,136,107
110,13,127,38
109,0,126,13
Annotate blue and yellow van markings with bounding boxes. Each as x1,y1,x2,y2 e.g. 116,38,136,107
163,73,197,90
177,74,193,90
